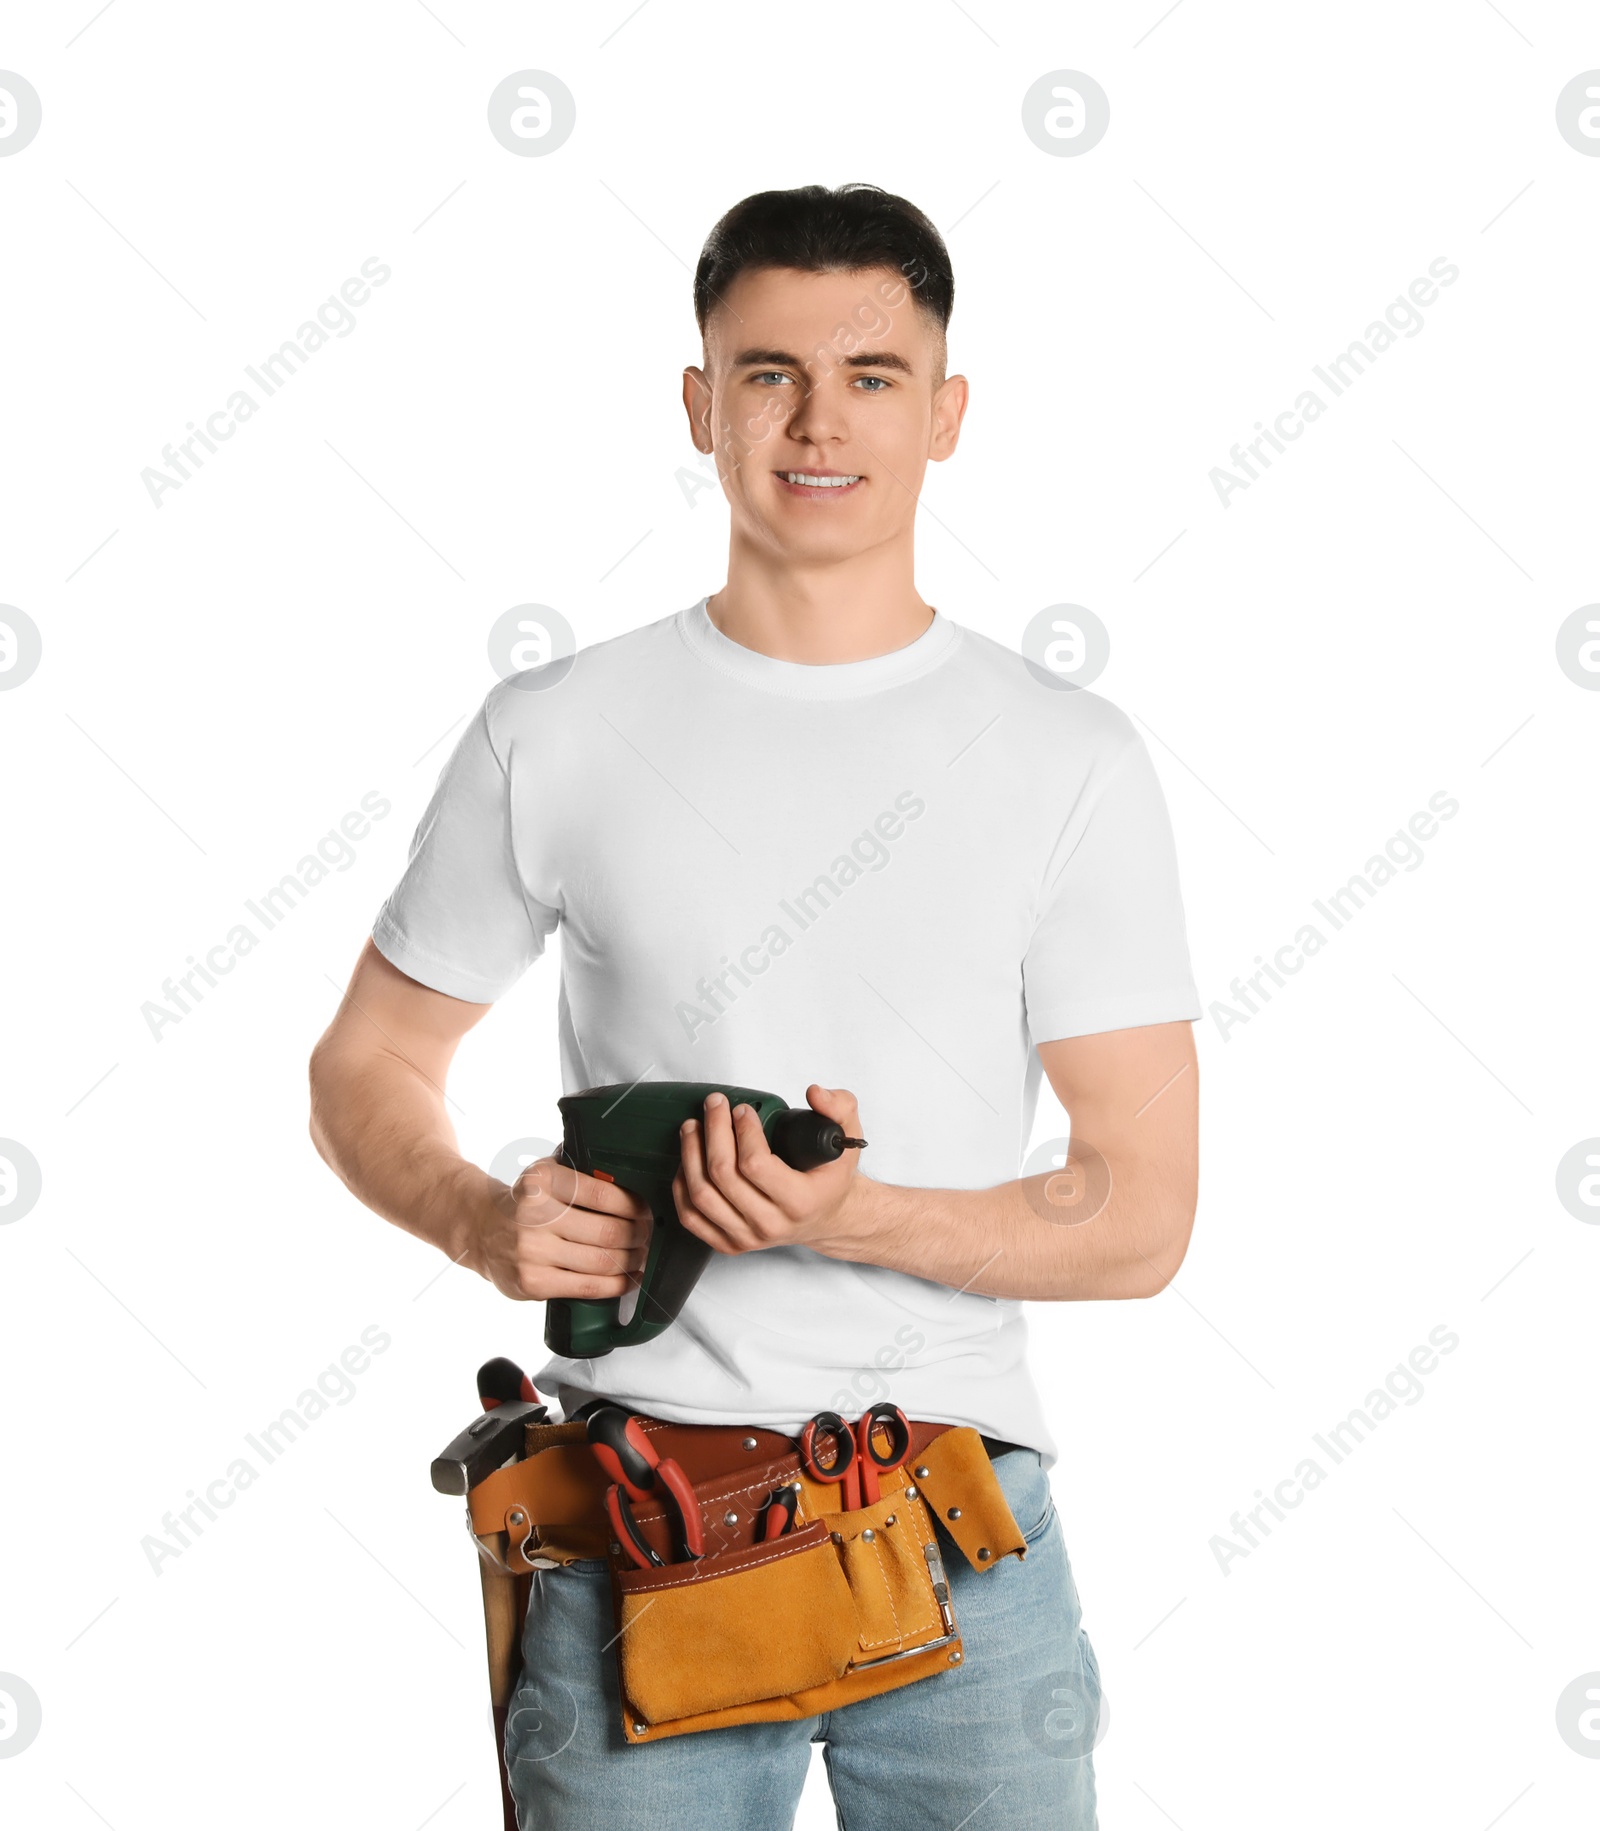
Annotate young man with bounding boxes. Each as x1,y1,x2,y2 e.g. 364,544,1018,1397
310,183,1201,1829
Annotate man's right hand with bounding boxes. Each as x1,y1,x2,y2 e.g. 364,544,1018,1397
476,1156,653,1304
309,939,654,1306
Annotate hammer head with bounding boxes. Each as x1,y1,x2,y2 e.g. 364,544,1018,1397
430,1397,547,1496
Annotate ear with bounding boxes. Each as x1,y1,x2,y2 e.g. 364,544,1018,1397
928,372,969,463
682,366,714,454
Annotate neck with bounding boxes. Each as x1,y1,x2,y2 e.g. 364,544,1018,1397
707,532,933,664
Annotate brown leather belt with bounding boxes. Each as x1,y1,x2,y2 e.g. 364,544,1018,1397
465,1412,1028,1574
563,1406,1031,1479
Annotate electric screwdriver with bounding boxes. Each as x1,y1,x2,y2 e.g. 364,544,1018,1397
543,1081,867,1359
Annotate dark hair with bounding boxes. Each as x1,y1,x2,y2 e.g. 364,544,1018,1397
693,183,953,342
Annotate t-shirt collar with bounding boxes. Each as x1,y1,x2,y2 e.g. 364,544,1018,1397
676,594,961,701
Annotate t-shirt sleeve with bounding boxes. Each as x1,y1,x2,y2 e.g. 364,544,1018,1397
1022,731,1202,1046
371,692,556,1003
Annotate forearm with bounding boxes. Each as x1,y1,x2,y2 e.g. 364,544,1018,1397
828,1163,1192,1301
308,1039,496,1273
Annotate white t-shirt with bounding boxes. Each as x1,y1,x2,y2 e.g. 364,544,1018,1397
372,596,1201,1466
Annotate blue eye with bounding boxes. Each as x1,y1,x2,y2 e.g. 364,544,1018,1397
854,375,889,391
752,371,792,386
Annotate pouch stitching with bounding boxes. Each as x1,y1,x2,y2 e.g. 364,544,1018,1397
894,1492,940,1640
619,1530,828,1595
623,1474,798,1553
636,1419,787,1455
841,1490,939,1651
850,1538,902,1650
631,1472,792,1518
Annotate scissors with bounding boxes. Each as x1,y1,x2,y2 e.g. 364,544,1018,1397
798,1402,913,1510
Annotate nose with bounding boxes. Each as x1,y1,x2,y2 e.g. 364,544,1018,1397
784,373,851,448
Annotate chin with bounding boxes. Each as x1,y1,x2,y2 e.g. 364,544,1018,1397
783,532,874,566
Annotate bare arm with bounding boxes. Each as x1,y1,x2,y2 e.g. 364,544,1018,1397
308,939,649,1301
673,1021,1198,1301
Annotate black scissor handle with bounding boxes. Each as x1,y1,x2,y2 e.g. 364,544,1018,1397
799,1409,857,1478
860,1402,912,1470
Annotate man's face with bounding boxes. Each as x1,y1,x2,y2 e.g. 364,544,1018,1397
683,265,967,567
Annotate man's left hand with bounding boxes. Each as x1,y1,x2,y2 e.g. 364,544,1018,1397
673,1085,869,1259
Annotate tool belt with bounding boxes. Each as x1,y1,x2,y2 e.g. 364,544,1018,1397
465,1411,1030,1745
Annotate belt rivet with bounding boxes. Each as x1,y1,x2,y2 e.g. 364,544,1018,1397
742,1436,758,1450
609,1541,623,1556
723,1510,739,1528
904,1485,918,1500
977,1547,990,1561
862,1528,876,1542
831,1531,843,1544
949,1650,962,1663
884,1514,897,1527
633,1722,647,1735
947,1507,962,1521
914,1465,930,1479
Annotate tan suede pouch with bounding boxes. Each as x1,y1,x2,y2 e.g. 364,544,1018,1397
617,1439,1025,1741
827,1481,946,1661
596,1426,1028,1744
616,1520,858,1724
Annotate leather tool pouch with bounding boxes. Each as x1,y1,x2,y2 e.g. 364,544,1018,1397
610,1425,1029,1745
616,1521,856,1723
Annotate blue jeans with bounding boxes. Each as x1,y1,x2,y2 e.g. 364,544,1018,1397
504,1447,1101,1829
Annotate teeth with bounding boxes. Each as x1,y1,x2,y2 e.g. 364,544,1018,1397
783,472,860,488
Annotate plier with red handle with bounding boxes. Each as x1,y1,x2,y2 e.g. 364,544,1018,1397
586,1404,705,1568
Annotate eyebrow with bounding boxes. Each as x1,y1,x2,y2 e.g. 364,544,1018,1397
731,347,915,376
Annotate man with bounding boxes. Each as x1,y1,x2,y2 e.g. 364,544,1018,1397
310,182,1201,1829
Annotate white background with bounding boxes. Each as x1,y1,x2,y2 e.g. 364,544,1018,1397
2,2,1597,1826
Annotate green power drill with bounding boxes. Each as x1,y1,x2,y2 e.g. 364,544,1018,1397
543,1081,867,1359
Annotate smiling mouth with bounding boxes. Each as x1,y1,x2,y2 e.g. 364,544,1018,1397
775,470,865,496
